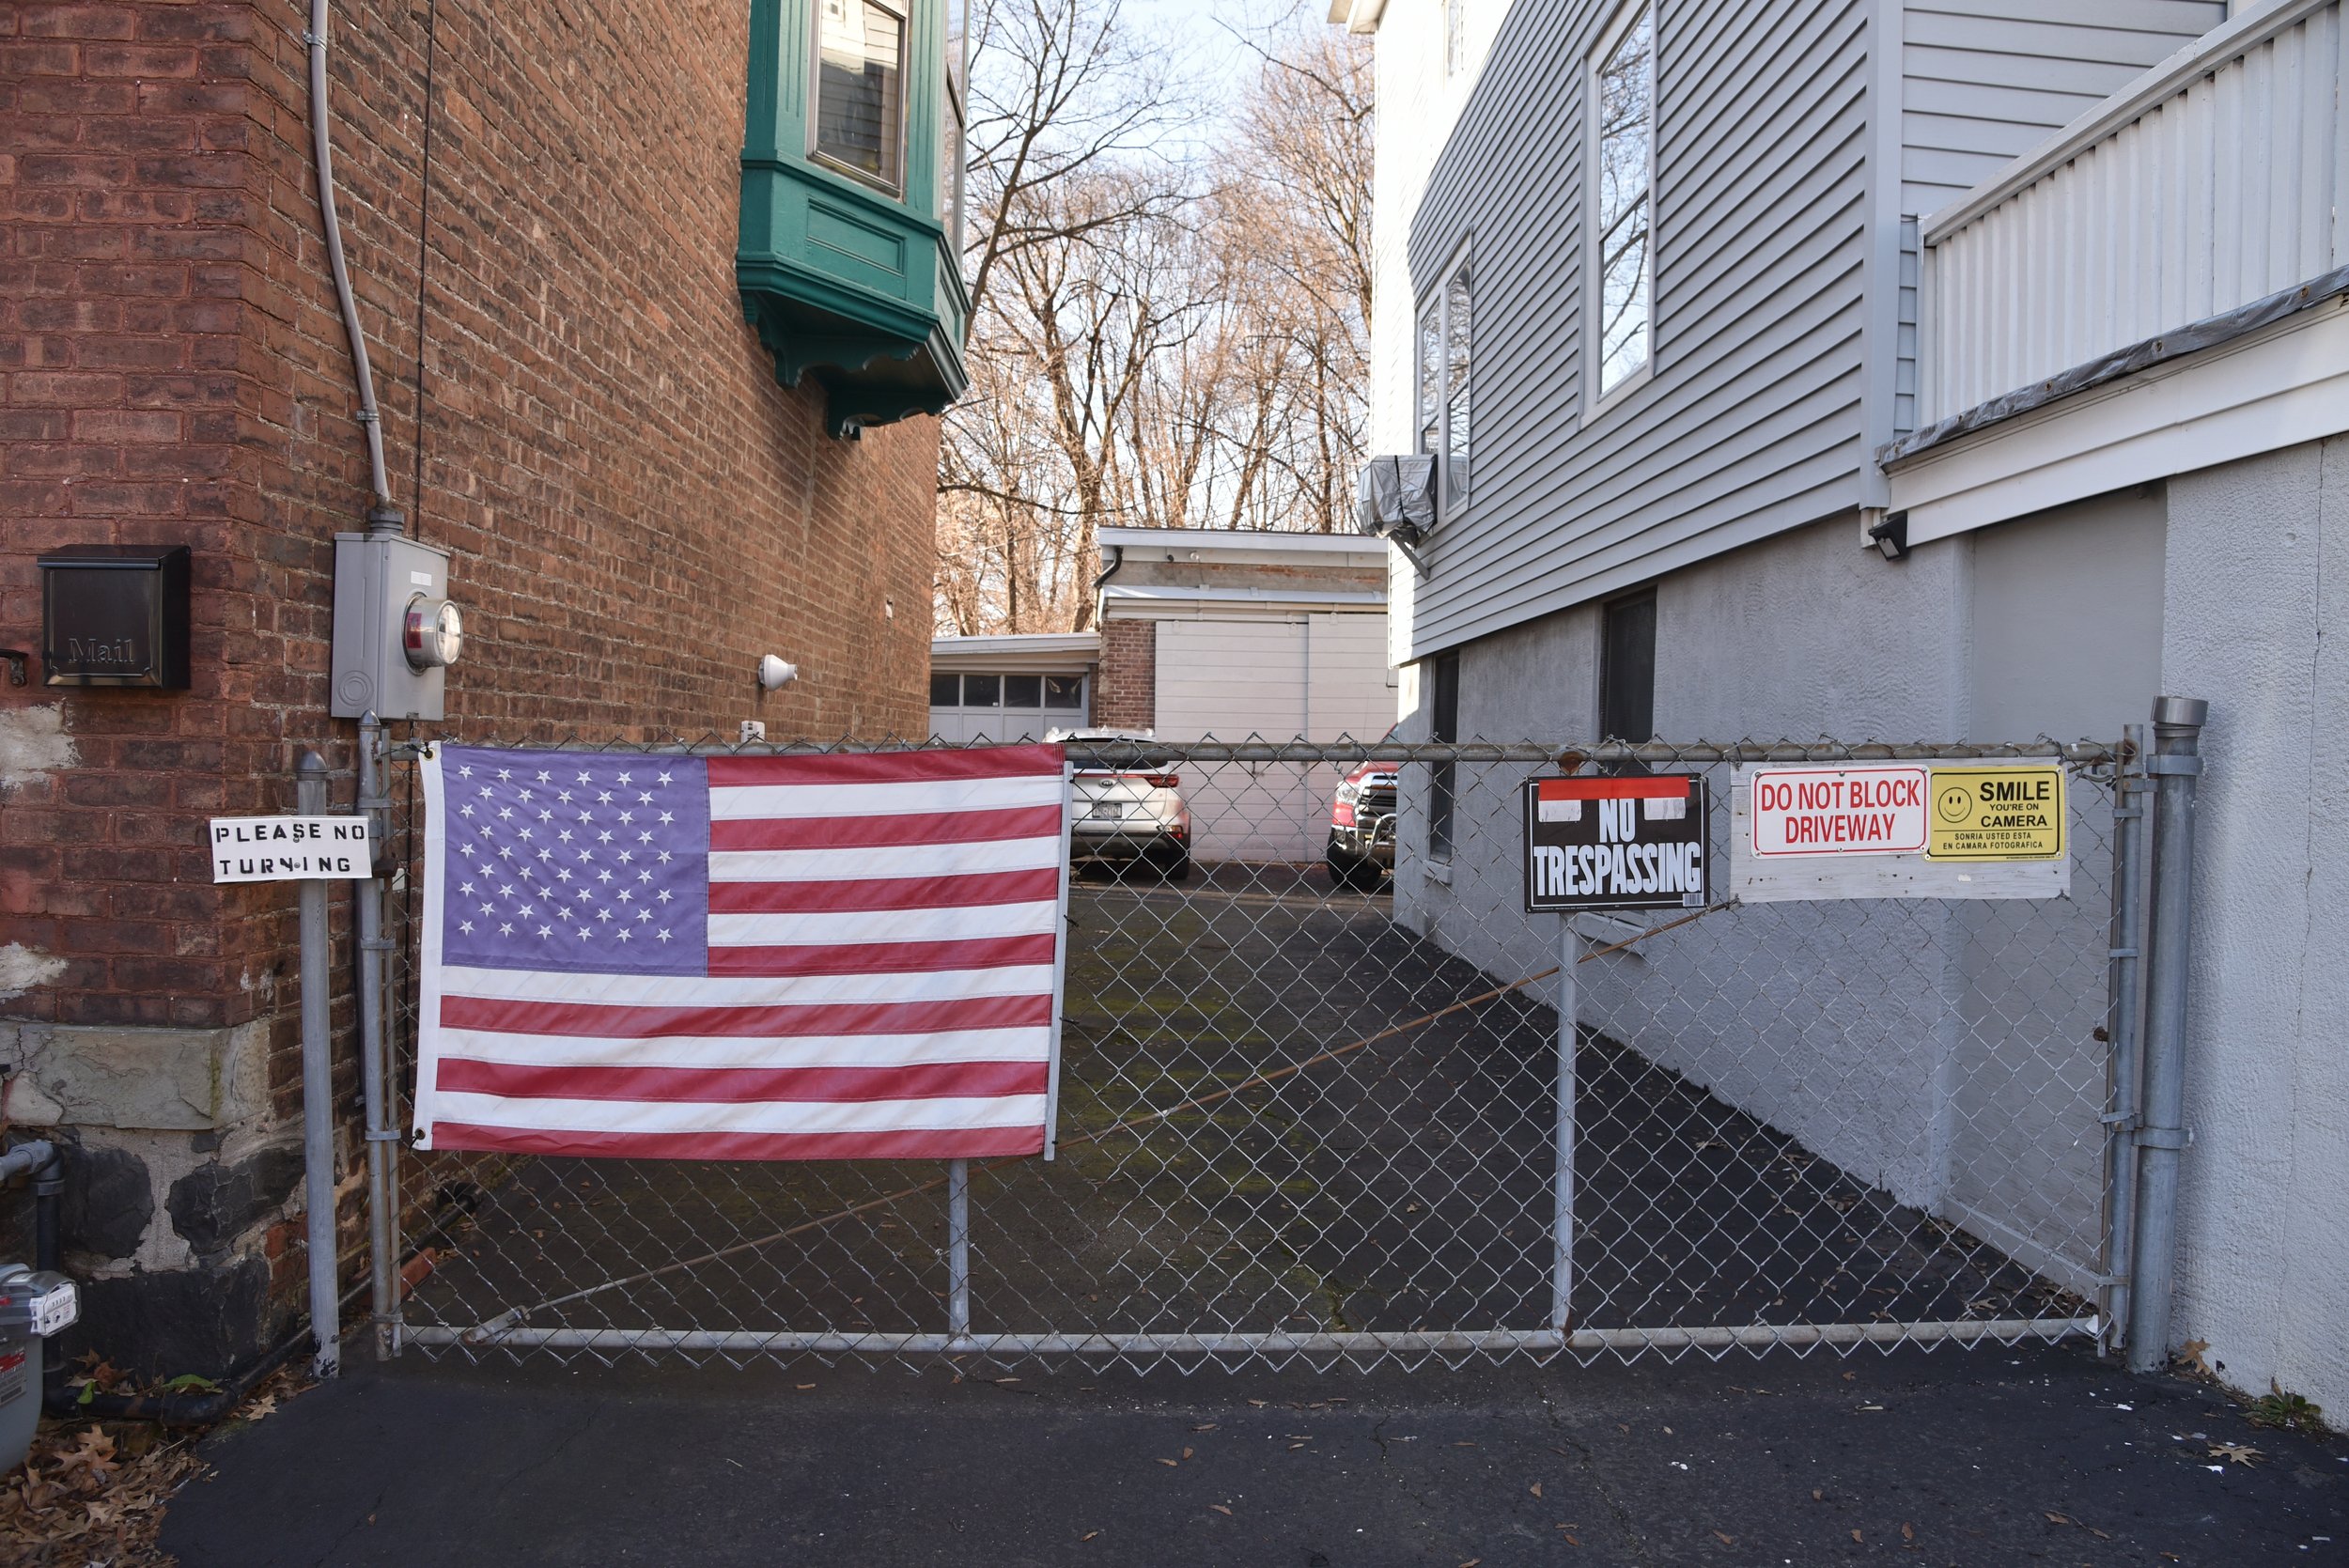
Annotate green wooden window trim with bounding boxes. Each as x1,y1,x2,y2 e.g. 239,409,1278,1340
739,0,971,435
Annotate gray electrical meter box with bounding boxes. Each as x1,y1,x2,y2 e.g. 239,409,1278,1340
331,531,461,721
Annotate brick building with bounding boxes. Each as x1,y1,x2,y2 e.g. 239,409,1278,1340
1,0,966,1374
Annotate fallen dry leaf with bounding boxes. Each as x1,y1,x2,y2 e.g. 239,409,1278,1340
2209,1442,2263,1466
2177,1338,2213,1376
1812,1489,1824,1501
2046,1512,2077,1527
1246,1398,1268,1407
1192,1423,1218,1433
1079,1529,1100,1542
1209,1504,1233,1516
1713,1529,1735,1545
795,1383,816,1390
1561,1533,1580,1546
1530,1483,1543,1498
1901,1522,1916,1541
1851,1529,1863,1543
1158,1458,1179,1467
1182,1448,1193,1460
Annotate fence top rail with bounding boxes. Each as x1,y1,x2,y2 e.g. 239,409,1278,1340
387,735,2124,767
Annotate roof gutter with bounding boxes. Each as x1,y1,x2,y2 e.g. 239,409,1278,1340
1088,543,1124,629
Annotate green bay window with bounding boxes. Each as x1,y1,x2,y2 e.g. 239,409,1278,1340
739,0,971,435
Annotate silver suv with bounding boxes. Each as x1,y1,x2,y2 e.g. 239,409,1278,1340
1052,728,1193,881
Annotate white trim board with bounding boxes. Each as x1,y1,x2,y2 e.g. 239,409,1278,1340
1885,301,2349,545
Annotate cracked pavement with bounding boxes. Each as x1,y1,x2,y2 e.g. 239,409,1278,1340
162,1339,2346,1565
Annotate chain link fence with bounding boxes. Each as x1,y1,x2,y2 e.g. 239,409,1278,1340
373,734,2130,1370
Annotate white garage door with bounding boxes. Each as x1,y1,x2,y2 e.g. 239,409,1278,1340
1153,615,1393,863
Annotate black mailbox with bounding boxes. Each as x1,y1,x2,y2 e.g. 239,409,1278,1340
38,545,192,690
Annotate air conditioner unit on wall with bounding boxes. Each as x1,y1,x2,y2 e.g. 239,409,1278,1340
1355,455,1436,574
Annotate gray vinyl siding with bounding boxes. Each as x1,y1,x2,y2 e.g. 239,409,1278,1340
1403,0,1874,660
1900,0,2227,219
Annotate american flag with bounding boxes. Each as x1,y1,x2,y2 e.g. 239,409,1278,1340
412,743,1071,1160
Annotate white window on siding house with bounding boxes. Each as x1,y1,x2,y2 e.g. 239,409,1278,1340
1415,251,1473,518
1589,0,1654,406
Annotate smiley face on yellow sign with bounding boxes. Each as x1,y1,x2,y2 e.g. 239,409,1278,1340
1924,767,2066,862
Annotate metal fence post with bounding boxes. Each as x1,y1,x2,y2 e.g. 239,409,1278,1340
2125,696,2206,1374
355,713,399,1358
295,751,340,1380
1551,923,1579,1337
2099,722,2151,1350
946,1159,972,1349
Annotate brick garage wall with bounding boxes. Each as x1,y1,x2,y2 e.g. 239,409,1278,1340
1093,618,1156,732
0,0,938,1372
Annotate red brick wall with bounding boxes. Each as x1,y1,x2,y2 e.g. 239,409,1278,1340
0,0,941,1358
1,0,936,1021
1094,618,1156,732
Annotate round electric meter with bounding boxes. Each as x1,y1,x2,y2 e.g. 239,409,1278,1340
403,595,464,672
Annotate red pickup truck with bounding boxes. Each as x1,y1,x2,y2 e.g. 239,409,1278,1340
1324,749,1399,890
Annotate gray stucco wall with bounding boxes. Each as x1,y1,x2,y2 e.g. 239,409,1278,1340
1970,487,2167,743
2159,436,2348,1418
1394,511,2147,1295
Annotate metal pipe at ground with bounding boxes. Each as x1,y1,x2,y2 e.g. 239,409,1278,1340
946,1159,972,1349
1551,924,1579,1333
296,751,341,1380
355,715,398,1359
2099,722,2151,1351
409,1318,2098,1360
2124,696,2207,1374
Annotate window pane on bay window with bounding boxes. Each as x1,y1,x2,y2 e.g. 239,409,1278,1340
816,0,906,191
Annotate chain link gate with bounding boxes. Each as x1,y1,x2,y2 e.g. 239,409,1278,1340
370,734,2136,1369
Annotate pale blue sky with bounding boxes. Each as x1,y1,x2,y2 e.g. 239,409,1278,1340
1117,0,1321,147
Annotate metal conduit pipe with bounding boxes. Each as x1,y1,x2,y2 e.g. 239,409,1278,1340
305,0,394,512
2125,696,2207,1374
0,1140,62,1267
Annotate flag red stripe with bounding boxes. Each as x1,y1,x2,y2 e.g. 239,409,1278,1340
707,746,1063,787
440,991,1054,1039
434,1058,1048,1104
709,867,1060,914
427,1123,1047,1160
1536,777,1692,800
708,934,1057,975
709,802,1066,850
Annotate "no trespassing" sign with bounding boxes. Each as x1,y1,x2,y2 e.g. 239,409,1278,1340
1522,774,1710,913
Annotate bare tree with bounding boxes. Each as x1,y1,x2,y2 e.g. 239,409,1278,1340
936,2,1375,634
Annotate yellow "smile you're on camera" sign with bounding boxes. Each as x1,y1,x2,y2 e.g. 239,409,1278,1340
1924,766,2066,862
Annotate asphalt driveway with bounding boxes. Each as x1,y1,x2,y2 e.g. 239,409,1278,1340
160,1339,2348,1566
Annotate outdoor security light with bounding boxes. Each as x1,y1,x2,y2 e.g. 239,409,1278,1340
757,655,799,691
1867,511,1909,561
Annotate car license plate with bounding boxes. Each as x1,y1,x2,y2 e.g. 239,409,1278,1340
1087,803,1122,821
